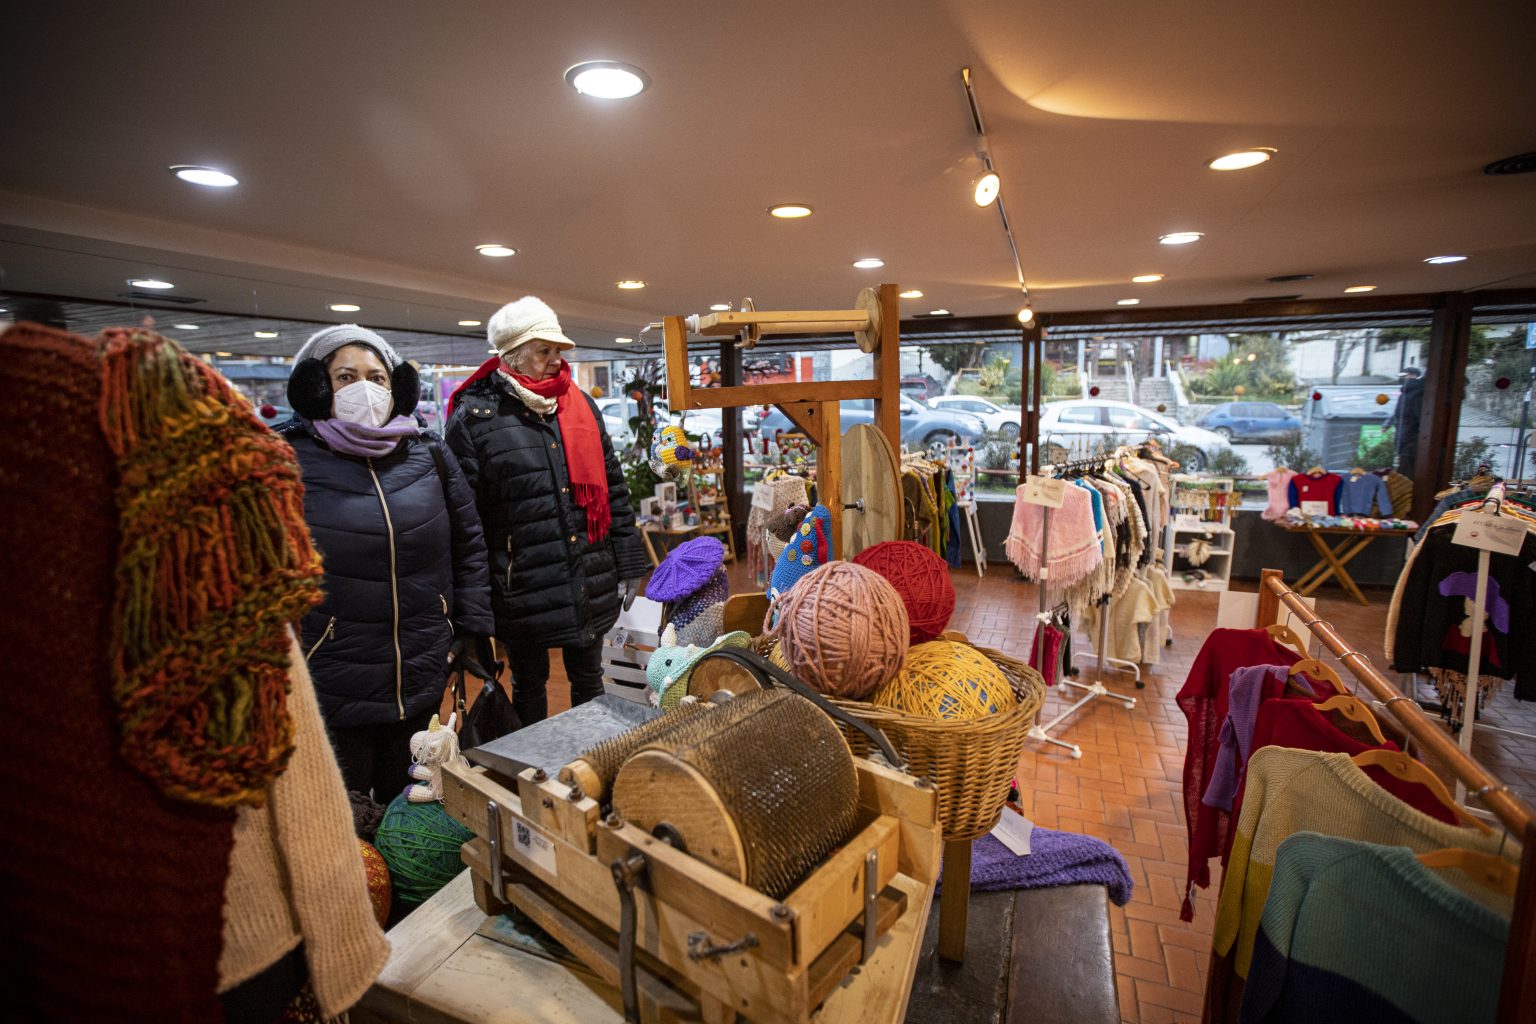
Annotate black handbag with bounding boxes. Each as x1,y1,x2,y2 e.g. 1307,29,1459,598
453,640,521,749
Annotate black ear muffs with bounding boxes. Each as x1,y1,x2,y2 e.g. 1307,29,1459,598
391,361,420,418
287,358,333,420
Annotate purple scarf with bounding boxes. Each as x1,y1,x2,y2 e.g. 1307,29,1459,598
311,415,419,457
936,828,1134,906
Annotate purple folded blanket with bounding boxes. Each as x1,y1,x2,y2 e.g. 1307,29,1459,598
937,827,1134,907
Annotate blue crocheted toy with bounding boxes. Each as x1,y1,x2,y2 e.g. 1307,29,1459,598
768,504,832,605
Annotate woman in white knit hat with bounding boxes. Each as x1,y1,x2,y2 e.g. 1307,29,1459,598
445,298,649,724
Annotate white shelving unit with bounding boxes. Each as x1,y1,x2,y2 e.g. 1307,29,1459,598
1163,522,1235,591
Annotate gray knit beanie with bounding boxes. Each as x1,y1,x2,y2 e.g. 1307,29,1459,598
294,324,403,368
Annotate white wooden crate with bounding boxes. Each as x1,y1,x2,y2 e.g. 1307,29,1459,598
601,596,664,703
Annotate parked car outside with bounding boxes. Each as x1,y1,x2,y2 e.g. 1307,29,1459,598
756,394,986,448
900,375,941,401
927,395,1020,437
1199,401,1302,442
1038,399,1229,470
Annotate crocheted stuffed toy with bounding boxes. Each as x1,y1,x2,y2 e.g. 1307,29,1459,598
645,626,753,707
767,502,811,542
645,536,729,647
649,424,695,478
406,713,464,803
768,504,832,605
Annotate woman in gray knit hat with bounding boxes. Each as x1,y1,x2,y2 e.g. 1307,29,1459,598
280,324,495,798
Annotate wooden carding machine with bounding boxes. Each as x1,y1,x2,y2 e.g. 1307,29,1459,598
442,649,942,1024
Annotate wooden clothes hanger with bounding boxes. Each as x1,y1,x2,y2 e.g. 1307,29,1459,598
1417,848,1518,898
1318,695,1388,745
1353,748,1493,835
1289,658,1345,695
1265,623,1308,653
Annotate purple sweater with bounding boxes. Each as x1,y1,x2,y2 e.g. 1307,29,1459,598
940,828,1134,907
1201,664,1287,812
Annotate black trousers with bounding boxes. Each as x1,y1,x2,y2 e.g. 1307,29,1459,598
499,636,606,725
328,704,437,802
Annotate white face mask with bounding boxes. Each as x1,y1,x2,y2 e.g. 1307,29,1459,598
332,379,395,428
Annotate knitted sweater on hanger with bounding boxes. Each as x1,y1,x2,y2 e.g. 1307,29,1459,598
1336,472,1392,516
1288,471,1343,514
1005,482,1103,588
1262,468,1297,521
1214,747,1510,979
1242,834,1508,1024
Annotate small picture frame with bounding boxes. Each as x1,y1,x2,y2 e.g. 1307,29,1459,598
640,497,661,519
655,482,677,505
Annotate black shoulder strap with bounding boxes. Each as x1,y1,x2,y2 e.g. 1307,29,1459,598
421,431,451,495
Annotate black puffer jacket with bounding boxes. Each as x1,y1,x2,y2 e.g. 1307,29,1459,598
445,374,649,648
281,421,495,728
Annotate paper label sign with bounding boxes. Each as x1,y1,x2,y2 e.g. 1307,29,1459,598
1020,475,1066,508
1300,501,1330,517
1174,513,1203,530
510,816,559,877
1453,511,1527,556
750,485,776,511
990,806,1034,856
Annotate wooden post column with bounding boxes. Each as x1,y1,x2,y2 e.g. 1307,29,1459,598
1413,293,1472,521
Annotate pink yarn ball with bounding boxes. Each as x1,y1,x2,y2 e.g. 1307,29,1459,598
852,541,956,644
771,562,909,699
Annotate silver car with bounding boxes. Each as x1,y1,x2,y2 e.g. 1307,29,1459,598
1038,399,1229,470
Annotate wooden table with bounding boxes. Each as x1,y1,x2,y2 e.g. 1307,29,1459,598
639,524,700,567
354,867,934,1024
1276,523,1412,606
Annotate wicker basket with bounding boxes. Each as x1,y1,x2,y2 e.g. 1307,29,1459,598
828,643,1045,842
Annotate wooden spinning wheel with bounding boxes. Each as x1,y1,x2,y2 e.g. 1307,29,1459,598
840,423,902,557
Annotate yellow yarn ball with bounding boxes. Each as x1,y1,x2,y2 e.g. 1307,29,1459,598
873,641,1015,720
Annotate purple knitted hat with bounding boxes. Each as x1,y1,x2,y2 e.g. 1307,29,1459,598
645,536,726,602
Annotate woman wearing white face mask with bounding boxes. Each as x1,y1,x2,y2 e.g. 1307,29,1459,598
280,324,494,799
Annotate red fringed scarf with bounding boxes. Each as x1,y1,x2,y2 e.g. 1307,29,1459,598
451,358,609,542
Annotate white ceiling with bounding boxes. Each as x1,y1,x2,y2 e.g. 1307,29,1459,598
2,0,1533,353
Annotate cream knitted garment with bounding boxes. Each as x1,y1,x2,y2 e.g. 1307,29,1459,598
497,366,558,413
218,631,391,1016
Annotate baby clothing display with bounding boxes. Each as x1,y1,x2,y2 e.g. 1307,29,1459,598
1334,469,1393,516
1287,470,1343,514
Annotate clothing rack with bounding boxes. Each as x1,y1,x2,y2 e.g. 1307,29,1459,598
1026,454,1137,760
1255,567,1536,1021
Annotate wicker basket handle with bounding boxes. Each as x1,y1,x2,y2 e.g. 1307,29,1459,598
689,646,904,769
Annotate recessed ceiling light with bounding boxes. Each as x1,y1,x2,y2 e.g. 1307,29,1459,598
927,309,952,316
1132,274,1164,284
769,204,813,219
458,319,483,327
1206,148,1276,171
1117,299,1140,306
709,303,732,311
616,280,646,290
565,61,650,99
170,165,239,187
899,289,924,299
1017,308,1034,324
253,330,279,338
1343,285,1377,294
615,336,634,344
1424,255,1467,264
972,171,1001,207
1158,232,1204,245
173,323,200,330
852,258,884,269
329,303,361,312
214,351,233,357
129,278,175,289
475,243,517,257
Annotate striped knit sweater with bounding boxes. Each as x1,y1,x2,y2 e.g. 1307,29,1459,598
1214,747,1512,978
1242,833,1508,1023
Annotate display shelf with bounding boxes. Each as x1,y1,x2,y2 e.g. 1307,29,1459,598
1163,522,1235,592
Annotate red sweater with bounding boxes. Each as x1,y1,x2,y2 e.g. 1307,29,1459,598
1176,628,1300,920
1286,471,1343,514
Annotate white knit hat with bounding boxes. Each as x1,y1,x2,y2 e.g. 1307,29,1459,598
294,324,403,368
487,296,575,356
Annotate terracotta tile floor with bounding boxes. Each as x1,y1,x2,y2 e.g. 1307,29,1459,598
518,558,1536,1024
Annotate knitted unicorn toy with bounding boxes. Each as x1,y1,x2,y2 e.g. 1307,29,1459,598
406,713,464,803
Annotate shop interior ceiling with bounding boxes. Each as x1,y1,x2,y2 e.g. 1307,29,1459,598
1,0,1533,362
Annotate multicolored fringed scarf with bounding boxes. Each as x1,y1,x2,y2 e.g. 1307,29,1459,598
98,328,324,807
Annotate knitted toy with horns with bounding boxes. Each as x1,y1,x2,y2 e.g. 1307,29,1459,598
768,504,832,606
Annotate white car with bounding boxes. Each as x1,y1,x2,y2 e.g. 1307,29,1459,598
1037,399,1229,470
926,395,1020,438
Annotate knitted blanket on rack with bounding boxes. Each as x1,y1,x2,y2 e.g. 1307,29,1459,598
936,828,1134,907
1005,483,1103,589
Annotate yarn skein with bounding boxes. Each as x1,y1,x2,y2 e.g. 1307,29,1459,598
852,540,956,644
873,640,1016,720
770,561,909,699
373,791,474,908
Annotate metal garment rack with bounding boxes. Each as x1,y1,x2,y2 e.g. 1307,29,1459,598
1025,457,1137,760
1254,567,1536,1021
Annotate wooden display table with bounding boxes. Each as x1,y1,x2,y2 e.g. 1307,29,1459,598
1276,522,1412,606
640,523,736,567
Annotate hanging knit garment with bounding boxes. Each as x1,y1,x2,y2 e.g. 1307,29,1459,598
98,327,325,807
1005,482,1103,591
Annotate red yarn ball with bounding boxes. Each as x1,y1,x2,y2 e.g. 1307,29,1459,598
852,540,957,644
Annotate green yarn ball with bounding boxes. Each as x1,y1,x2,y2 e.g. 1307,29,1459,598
374,791,473,907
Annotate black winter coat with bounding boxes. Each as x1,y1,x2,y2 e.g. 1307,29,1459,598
444,374,649,648
281,421,495,728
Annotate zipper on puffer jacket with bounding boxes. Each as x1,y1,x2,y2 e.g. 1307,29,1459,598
440,593,454,636
505,536,514,590
305,615,336,660
367,458,406,719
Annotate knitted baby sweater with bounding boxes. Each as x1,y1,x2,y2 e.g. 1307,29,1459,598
219,632,391,1016
1243,833,1508,1024
1262,468,1297,521
1214,747,1510,978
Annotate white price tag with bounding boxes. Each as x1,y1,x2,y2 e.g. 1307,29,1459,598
750,485,775,511
1175,513,1202,530
1300,501,1330,517
1453,511,1526,556
1020,475,1066,508
990,806,1034,856
510,815,559,877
